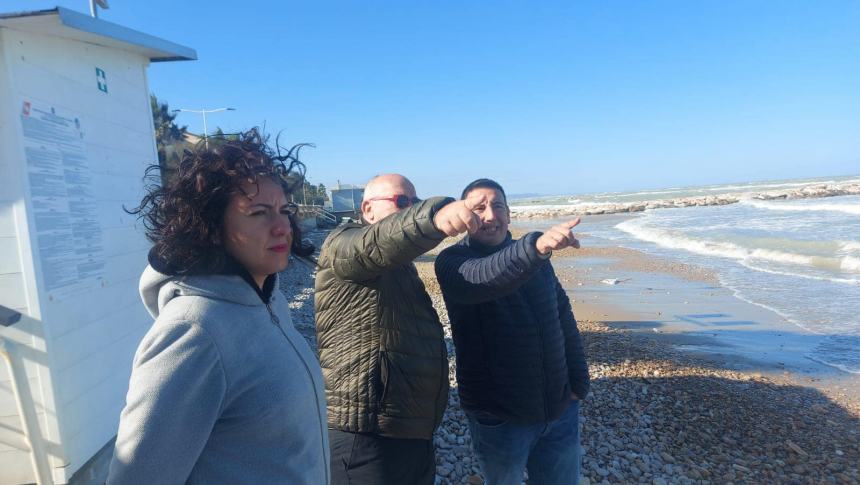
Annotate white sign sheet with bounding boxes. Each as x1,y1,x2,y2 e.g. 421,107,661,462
20,99,104,295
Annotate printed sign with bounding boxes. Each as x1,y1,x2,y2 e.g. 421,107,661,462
20,99,104,296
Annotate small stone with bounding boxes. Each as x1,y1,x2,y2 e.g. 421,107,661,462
785,440,808,457
835,473,852,484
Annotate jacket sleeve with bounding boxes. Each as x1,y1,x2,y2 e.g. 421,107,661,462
556,278,590,399
107,322,227,485
434,232,550,305
328,196,453,282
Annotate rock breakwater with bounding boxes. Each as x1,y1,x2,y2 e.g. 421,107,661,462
511,182,860,219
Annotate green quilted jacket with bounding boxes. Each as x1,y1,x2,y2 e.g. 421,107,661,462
314,197,453,440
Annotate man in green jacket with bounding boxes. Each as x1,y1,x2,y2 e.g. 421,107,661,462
315,174,481,484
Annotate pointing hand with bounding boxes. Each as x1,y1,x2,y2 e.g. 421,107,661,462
433,193,487,237
535,218,581,255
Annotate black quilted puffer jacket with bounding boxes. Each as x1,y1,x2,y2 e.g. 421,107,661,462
314,197,453,440
434,232,590,425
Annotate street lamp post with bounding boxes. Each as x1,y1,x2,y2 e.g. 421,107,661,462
172,107,236,148
90,0,109,18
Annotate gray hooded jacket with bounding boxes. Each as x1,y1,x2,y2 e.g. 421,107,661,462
108,266,329,484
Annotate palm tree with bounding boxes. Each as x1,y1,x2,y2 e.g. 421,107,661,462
150,94,188,179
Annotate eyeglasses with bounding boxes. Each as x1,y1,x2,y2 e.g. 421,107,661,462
367,195,421,209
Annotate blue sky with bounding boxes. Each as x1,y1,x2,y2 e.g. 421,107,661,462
7,1,860,197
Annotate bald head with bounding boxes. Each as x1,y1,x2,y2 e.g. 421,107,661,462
361,173,418,224
363,174,416,201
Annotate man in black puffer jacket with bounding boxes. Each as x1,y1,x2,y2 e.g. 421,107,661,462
435,178,590,485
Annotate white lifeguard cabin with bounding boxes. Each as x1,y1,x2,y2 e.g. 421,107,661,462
0,7,195,484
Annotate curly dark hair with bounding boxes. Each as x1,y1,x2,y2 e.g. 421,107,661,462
128,128,313,275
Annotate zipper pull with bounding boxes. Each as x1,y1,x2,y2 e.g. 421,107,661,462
265,303,280,325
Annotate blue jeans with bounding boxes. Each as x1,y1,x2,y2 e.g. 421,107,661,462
466,400,581,485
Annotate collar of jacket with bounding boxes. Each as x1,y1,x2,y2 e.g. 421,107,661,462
147,246,276,303
463,231,514,255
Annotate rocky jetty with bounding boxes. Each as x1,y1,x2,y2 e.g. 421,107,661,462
512,182,860,219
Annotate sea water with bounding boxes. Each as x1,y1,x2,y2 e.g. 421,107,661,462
511,176,860,374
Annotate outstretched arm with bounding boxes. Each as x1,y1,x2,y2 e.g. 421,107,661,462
435,232,550,305
434,218,582,305
328,197,453,282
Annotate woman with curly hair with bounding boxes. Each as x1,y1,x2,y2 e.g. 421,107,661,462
107,129,329,484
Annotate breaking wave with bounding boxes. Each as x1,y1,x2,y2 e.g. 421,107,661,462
616,218,860,281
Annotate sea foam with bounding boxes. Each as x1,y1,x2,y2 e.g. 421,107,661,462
616,218,860,278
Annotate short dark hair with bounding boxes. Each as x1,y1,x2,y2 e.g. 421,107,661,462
127,128,310,274
461,178,507,203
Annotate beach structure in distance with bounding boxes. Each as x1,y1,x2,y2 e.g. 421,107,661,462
329,182,365,221
0,7,195,484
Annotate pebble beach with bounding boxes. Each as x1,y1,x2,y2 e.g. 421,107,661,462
280,226,860,484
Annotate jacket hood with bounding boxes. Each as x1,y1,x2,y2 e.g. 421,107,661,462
140,265,277,319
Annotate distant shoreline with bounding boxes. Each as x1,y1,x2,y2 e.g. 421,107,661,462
510,180,860,219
